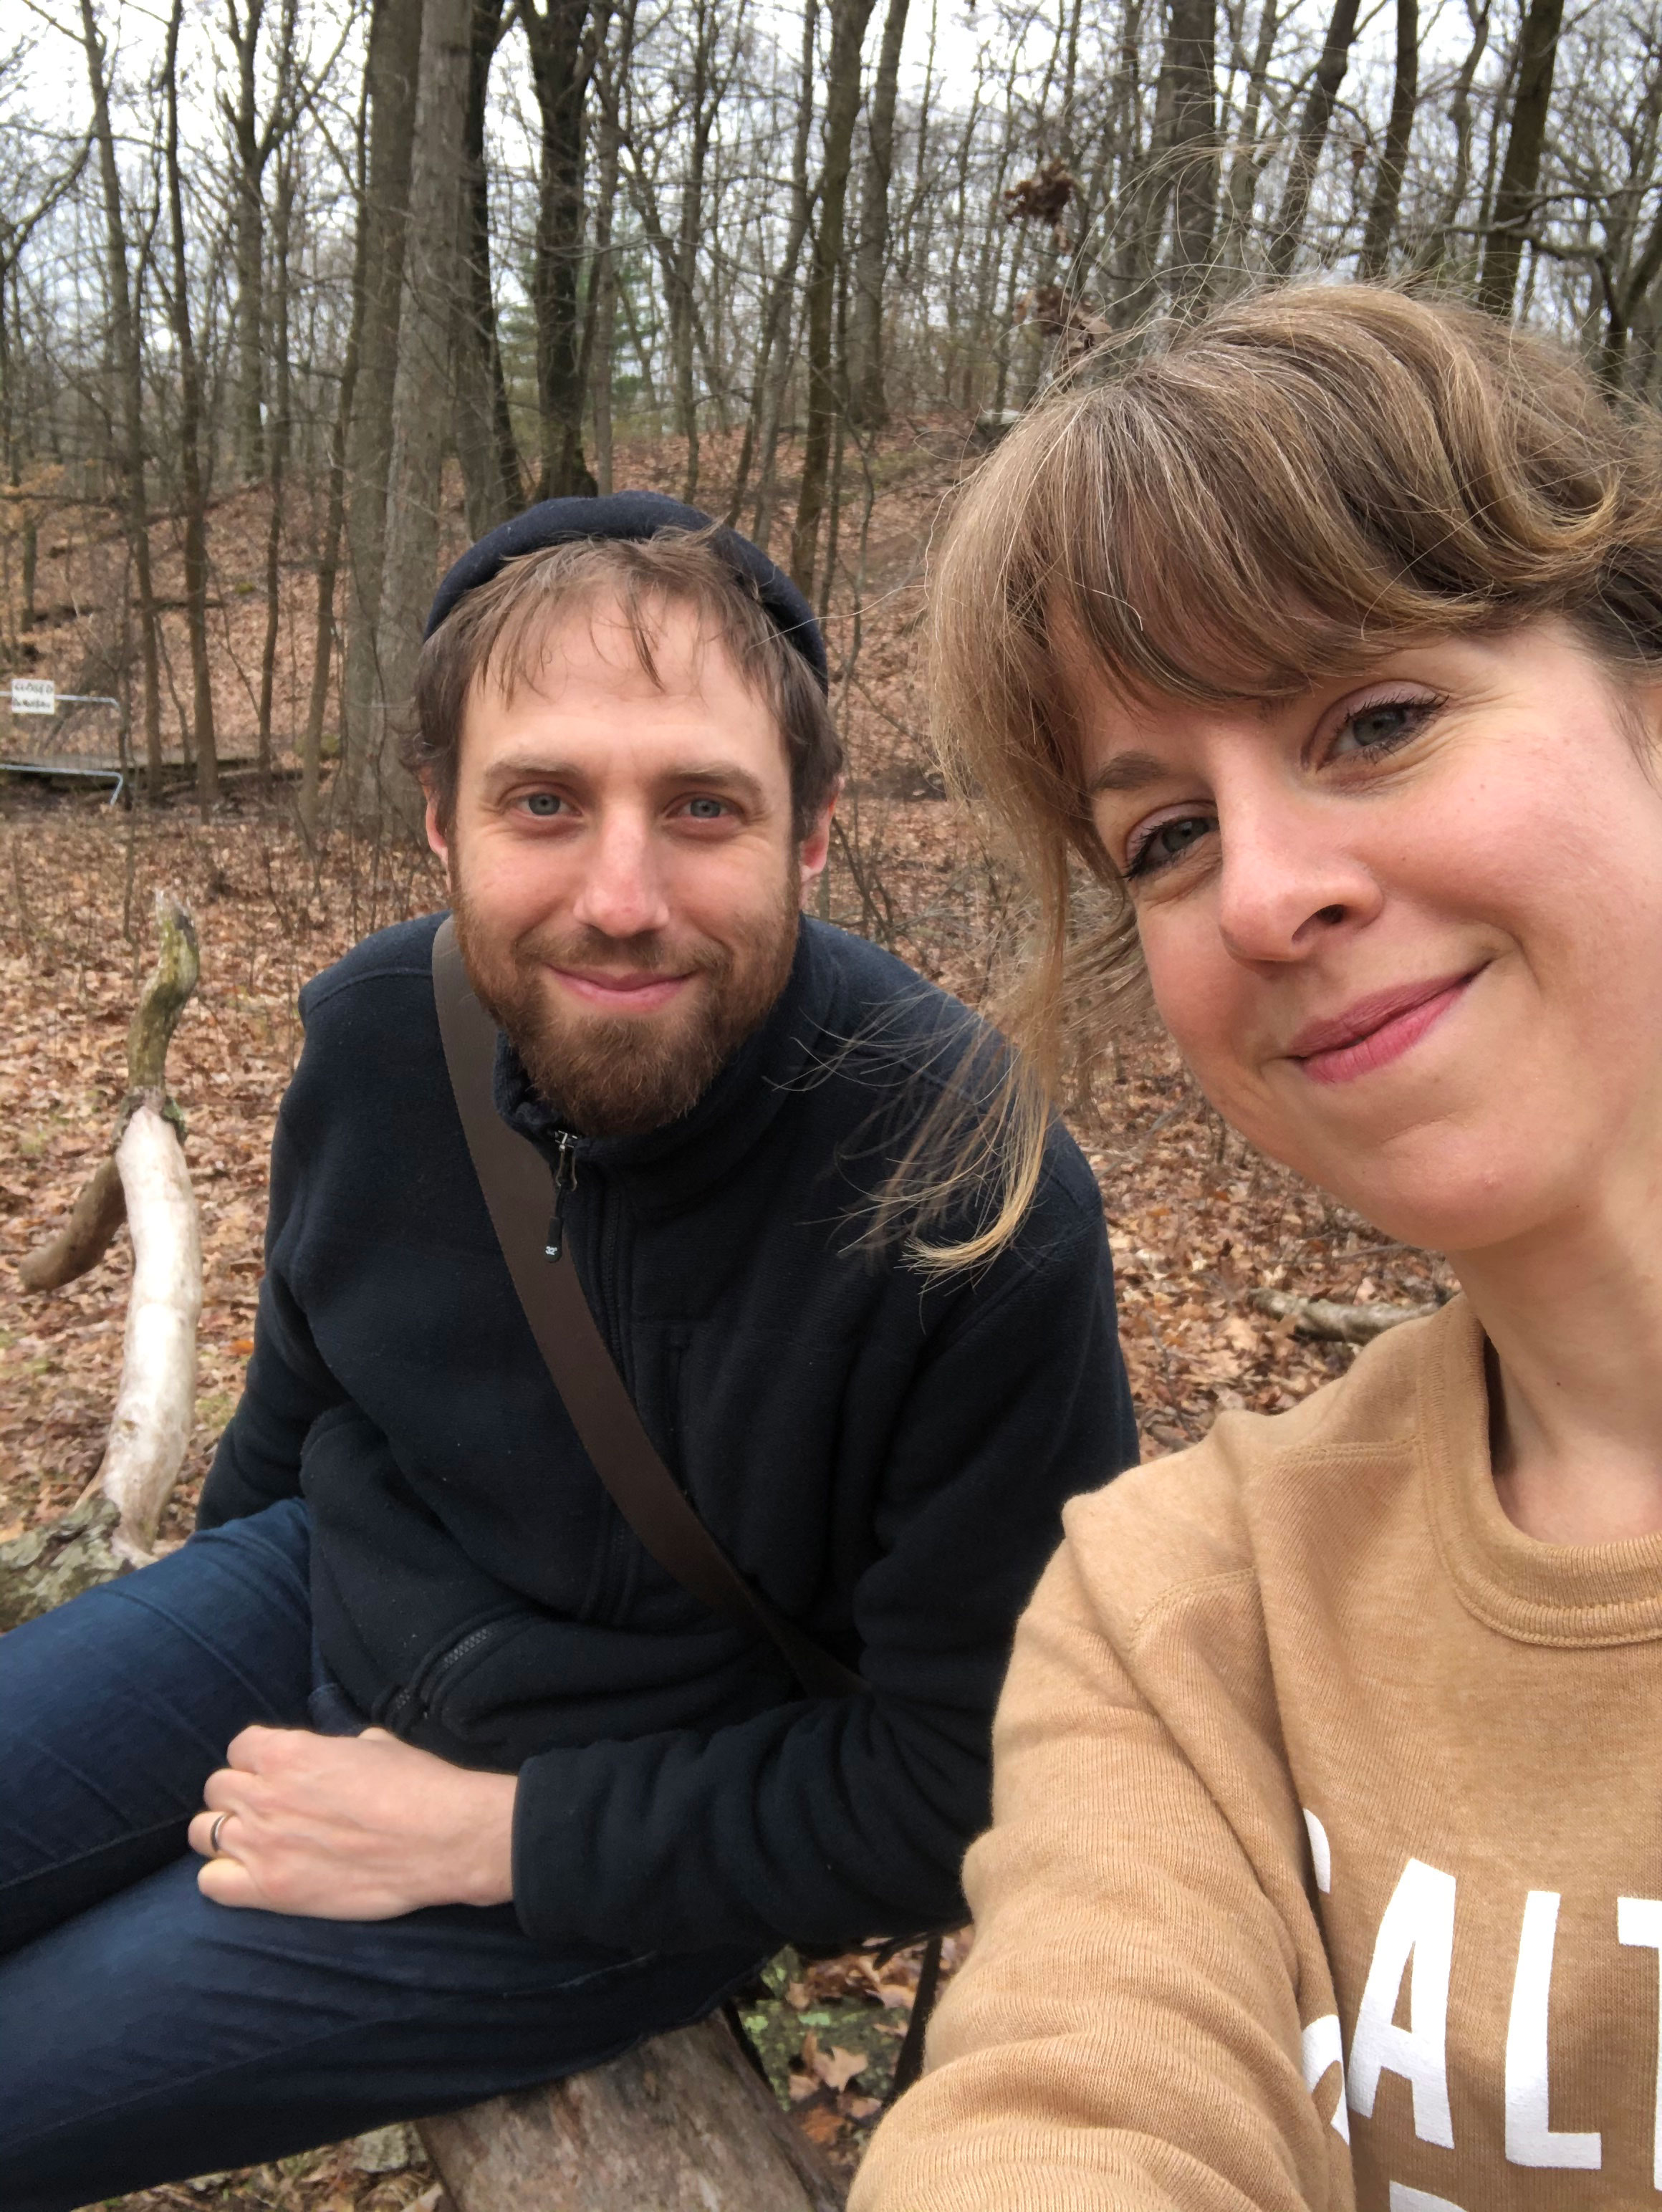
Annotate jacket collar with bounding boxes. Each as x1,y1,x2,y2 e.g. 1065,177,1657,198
491,919,835,1211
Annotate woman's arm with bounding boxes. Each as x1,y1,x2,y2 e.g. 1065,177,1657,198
850,1496,1351,2212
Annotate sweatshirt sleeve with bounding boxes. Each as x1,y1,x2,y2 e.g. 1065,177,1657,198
196,1105,345,1529
847,1506,1349,2212
509,1193,1138,1953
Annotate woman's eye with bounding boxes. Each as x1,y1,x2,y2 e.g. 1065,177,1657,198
1332,695,1436,757
521,792,567,818
1125,812,1216,879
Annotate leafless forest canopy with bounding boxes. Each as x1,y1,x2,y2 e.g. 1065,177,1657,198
0,0,1657,820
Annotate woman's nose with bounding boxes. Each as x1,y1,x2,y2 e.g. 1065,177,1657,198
1214,798,1382,965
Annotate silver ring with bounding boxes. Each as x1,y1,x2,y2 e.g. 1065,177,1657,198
208,1810,232,1857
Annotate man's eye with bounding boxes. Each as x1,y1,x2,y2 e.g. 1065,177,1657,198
1125,812,1215,879
522,792,567,817
683,796,729,820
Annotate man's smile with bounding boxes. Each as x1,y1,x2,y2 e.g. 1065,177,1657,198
547,966,695,1014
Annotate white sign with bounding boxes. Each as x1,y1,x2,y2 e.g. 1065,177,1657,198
9,678,56,716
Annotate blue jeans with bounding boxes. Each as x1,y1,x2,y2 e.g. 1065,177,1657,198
0,1501,761,2212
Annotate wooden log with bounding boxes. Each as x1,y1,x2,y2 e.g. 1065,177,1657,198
97,1097,202,1562
417,2013,847,2212
0,1496,129,1632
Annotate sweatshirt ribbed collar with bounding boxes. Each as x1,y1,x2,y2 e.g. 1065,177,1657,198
1423,1298,1662,1648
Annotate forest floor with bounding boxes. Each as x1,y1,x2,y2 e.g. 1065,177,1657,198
0,424,1451,2206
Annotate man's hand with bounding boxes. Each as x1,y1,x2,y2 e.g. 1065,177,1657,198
186,1726,517,1919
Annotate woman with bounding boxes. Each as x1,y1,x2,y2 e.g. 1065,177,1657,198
852,285,1662,2212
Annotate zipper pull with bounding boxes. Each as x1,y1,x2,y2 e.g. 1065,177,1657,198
545,1131,578,1261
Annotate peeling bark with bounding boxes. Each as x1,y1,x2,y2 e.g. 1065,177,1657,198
97,1100,202,1562
418,2014,846,2212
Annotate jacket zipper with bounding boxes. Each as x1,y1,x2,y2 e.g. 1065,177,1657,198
383,1620,511,1734
544,1130,578,1261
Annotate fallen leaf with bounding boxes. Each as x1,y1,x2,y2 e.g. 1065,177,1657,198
797,2106,843,2145
844,2095,882,2120
812,2043,868,2092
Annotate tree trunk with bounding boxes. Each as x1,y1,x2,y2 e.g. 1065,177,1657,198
847,0,911,431
670,0,721,503
225,0,272,480
587,0,634,496
1214,0,1279,279
418,2014,847,2212
523,0,597,499
455,0,522,535
736,0,818,537
77,0,163,799
789,0,879,597
1266,0,1361,276
341,0,423,787
302,76,372,845
358,0,474,835
1477,0,1566,314
259,148,296,784
1166,0,1218,307
163,0,221,815
1358,0,1418,279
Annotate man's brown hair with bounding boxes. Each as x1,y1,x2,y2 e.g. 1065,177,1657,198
905,282,1662,1267
403,527,843,840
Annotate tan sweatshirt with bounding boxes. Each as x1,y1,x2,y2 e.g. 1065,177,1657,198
852,1299,1662,2212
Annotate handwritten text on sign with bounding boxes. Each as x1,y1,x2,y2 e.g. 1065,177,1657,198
9,678,57,716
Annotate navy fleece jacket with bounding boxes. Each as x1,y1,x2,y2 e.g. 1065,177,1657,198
199,913,1137,1953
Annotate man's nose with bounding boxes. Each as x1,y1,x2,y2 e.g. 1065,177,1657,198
567,812,674,941
1214,797,1382,966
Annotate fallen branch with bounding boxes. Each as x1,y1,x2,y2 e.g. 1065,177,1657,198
18,891,199,1292
1249,1289,1438,1345
4,892,203,1605
18,1155,126,1292
97,1097,203,1560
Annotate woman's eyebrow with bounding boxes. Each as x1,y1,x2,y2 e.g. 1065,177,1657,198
1087,750,1171,796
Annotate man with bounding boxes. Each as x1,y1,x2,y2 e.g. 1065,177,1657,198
0,494,1136,2209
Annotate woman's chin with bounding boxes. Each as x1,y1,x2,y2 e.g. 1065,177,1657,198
1305,1153,1571,1264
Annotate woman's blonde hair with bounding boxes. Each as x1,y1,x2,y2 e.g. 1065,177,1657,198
910,282,1662,1270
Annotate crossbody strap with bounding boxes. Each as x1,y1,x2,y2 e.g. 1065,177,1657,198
433,916,943,2098
431,916,864,1702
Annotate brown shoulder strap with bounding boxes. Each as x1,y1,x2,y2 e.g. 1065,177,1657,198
431,916,863,1701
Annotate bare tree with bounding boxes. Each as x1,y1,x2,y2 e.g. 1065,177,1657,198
360,0,474,832
75,0,164,797
1479,0,1567,312
790,0,880,597
847,0,911,429
1359,0,1418,278
161,0,221,812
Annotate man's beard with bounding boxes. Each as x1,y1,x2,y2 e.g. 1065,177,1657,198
451,871,802,1137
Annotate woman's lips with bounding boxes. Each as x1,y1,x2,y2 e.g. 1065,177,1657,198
1287,969,1479,1086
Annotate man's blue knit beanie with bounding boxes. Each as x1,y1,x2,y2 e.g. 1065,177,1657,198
423,491,827,694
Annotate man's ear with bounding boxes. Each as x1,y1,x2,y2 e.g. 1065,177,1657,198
798,786,838,888
423,784,453,890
